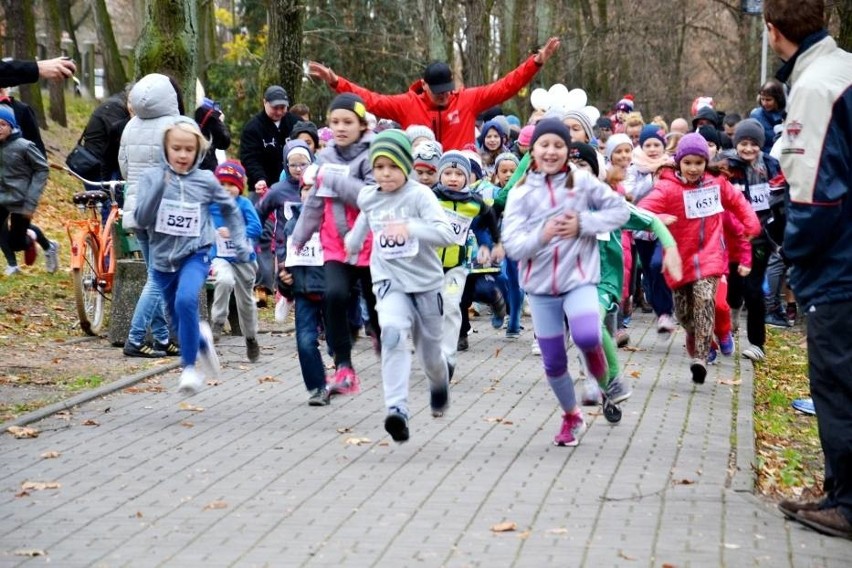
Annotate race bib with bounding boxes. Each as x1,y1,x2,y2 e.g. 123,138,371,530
748,183,770,212
155,199,201,237
215,232,237,258
683,185,723,219
375,230,419,259
285,233,324,267
315,164,351,197
444,208,474,246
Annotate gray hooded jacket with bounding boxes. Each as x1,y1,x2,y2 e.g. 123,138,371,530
119,73,181,230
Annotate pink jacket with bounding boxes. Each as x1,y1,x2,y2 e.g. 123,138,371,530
639,168,760,288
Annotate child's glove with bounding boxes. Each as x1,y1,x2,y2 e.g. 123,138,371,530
274,296,292,323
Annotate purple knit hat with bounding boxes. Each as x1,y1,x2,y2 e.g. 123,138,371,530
675,133,710,164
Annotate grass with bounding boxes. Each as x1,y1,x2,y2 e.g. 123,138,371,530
752,325,823,499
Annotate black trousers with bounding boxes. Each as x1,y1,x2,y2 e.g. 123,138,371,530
323,261,380,368
808,299,852,523
727,241,771,348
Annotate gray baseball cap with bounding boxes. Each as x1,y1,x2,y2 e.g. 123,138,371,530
264,85,289,106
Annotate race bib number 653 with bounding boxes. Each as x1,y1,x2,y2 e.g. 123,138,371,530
683,185,723,219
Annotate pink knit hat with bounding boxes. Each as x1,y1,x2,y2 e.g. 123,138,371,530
518,125,535,146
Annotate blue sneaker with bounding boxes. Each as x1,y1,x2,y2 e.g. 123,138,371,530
719,332,735,356
792,398,816,415
707,345,718,365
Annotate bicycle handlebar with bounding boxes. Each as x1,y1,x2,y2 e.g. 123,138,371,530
49,162,127,190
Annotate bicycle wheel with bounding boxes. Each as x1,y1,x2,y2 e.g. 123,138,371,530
72,234,106,335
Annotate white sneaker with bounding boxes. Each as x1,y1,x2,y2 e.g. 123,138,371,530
45,241,60,273
530,340,541,356
657,314,676,333
742,344,765,362
178,365,204,395
197,321,221,379
580,377,602,406
4,265,21,276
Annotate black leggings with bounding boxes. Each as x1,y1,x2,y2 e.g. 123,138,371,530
0,207,50,266
323,261,380,368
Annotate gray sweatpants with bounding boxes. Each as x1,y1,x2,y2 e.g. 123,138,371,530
441,266,469,368
210,258,258,339
374,284,448,415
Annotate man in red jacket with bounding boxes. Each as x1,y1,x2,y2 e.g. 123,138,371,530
307,38,560,151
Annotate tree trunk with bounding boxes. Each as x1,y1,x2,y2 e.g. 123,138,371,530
460,0,494,86
134,0,197,111
196,0,218,86
261,0,305,105
836,0,852,52
2,0,46,127
45,0,68,126
58,0,82,63
91,0,129,97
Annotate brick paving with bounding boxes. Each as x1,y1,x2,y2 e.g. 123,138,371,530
1,312,849,567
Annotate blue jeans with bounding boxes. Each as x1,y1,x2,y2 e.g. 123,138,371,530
150,250,210,367
635,239,673,317
127,234,170,345
504,257,525,333
295,294,326,391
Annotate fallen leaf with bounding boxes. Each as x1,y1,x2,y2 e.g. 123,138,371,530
495,347,502,357
630,370,641,378
723,543,741,549
483,386,497,393
662,564,677,568
673,478,695,485
178,402,204,412
490,521,517,532
81,419,99,426
21,481,61,491
13,549,46,557
203,500,228,511
623,346,642,352
517,530,531,540
337,427,353,434
180,421,194,428
718,379,742,386
135,511,143,518
618,550,638,560
7,426,39,438
378,441,389,447
40,451,60,459
345,437,371,446
206,380,221,387
258,376,279,384
547,528,569,535
501,420,514,426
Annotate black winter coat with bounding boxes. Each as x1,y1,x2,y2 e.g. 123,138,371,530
238,109,300,193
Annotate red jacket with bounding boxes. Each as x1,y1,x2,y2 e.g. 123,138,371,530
334,56,543,150
639,168,760,289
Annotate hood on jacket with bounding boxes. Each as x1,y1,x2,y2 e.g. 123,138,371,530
477,119,508,150
691,106,721,130
129,73,180,121
159,116,208,175
325,129,375,162
281,139,315,182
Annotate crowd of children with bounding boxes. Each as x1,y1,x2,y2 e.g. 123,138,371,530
5,67,802,450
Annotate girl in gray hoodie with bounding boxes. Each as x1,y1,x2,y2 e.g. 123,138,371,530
135,118,250,395
502,119,629,447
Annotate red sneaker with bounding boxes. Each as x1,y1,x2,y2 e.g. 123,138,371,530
24,237,37,266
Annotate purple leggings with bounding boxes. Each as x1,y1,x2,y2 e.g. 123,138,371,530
529,285,607,412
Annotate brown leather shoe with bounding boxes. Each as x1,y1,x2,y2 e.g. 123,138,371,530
778,497,825,519
796,507,852,539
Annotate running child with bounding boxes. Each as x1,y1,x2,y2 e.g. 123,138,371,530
340,130,456,442
640,133,760,384
134,117,251,395
502,119,630,446
209,160,263,362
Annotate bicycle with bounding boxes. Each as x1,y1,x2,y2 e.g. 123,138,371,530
50,163,126,336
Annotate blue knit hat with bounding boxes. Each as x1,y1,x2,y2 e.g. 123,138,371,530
0,105,18,131
639,124,666,147
438,150,472,181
